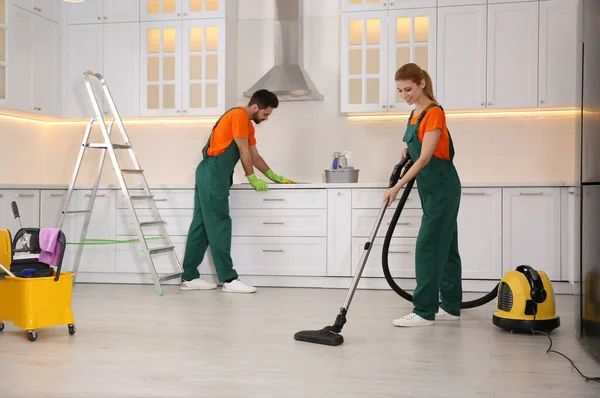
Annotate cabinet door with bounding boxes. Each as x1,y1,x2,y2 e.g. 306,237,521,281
103,0,140,23
457,188,502,279
12,0,60,23
65,24,103,118
436,5,486,110
103,23,140,118
387,7,436,112
140,21,183,116
0,190,40,238
6,5,33,113
141,0,183,21
184,0,226,19
341,0,390,13
32,15,59,116
389,0,436,10
340,11,388,113
327,189,352,276
502,188,561,281
487,2,538,109
438,0,485,6
0,1,6,105
65,0,104,24
181,18,225,116
539,0,580,108
561,187,576,284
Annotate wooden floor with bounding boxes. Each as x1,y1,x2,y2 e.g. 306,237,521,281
1,284,599,397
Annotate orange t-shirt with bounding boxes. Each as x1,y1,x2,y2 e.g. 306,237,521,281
409,102,451,160
206,107,256,156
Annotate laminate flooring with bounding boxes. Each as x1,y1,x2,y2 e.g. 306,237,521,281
1,284,599,398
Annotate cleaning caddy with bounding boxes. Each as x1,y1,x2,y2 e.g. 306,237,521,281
0,201,76,342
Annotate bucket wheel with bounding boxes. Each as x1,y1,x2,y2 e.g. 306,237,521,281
28,331,37,342
68,324,76,336
0,322,4,332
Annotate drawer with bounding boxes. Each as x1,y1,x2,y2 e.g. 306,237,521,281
117,209,193,236
352,188,421,209
352,208,422,238
352,237,416,278
117,189,195,209
231,236,326,276
230,189,326,209
231,209,326,237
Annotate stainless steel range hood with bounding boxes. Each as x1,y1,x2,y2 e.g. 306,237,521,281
243,0,324,102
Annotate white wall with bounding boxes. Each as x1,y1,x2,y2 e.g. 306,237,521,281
0,1,578,187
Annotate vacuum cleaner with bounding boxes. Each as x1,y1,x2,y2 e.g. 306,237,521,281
294,157,560,346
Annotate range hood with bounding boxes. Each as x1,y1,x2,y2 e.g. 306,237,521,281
243,0,324,102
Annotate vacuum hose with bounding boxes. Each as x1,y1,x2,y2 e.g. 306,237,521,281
381,158,499,309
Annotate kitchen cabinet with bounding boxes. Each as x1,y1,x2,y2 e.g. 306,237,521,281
561,187,576,284
64,22,139,118
65,0,140,24
327,189,352,276
438,0,485,6
139,18,226,117
502,187,561,281
340,8,437,113
140,0,226,21
0,190,39,238
11,0,61,23
6,5,59,117
486,1,539,109
341,0,436,13
457,188,502,280
538,0,581,108
0,1,6,105
436,4,487,110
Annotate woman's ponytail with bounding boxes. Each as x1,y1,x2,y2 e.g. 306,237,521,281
395,63,436,102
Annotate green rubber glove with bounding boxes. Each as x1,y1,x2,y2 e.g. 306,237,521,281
265,169,295,184
247,174,269,191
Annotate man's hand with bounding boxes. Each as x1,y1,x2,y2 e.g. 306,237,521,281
265,169,295,184
247,174,269,191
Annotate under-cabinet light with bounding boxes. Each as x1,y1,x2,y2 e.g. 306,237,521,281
347,108,580,121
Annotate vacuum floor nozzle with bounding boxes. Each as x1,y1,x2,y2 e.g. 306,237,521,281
294,326,344,346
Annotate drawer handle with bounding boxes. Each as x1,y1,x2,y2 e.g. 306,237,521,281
387,222,409,225
463,192,485,196
263,198,284,201
18,194,35,197
263,222,284,225
263,249,284,253
154,198,167,202
390,250,411,254
519,192,544,196
0,194,3,198
86,193,106,197
50,193,65,197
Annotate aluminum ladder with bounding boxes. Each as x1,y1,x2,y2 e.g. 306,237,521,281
58,70,183,296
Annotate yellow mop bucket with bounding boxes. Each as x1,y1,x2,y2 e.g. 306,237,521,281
0,227,76,342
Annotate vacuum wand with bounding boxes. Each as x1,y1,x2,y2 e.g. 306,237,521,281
293,156,413,346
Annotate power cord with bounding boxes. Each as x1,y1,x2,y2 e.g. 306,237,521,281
531,312,600,384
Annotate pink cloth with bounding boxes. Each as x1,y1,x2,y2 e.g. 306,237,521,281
38,228,62,266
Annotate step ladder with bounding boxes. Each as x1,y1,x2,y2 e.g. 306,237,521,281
58,70,183,296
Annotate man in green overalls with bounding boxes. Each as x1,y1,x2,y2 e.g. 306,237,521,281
383,63,463,327
180,90,294,294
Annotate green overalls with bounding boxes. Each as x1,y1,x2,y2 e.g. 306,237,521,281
403,102,463,320
181,108,241,283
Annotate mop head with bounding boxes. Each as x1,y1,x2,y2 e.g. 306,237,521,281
294,326,344,346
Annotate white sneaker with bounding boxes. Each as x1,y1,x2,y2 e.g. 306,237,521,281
436,307,460,321
392,312,434,327
180,278,217,291
222,279,257,293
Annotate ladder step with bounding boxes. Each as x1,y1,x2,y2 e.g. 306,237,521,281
87,143,131,150
149,246,175,255
121,169,144,174
139,220,165,227
65,210,91,214
130,195,154,200
159,272,183,283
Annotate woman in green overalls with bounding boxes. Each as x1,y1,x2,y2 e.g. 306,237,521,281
383,63,463,327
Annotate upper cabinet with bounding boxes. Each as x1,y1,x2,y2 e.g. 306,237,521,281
341,0,583,113
11,0,61,23
141,0,226,21
0,0,6,105
340,7,436,113
65,0,140,24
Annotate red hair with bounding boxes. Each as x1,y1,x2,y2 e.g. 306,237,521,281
395,63,436,102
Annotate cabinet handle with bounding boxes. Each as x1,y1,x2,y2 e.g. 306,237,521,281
98,17,101,20
177,13,181,16
85,193,106,197
390,250,410,254
463,192,486,196
263,249,284,253
568,191,575,195
104,17,107,20
183,13,188,16
263,222,284,225
50,193,64,197
388,222,409,225
540,100,545,104
18,194,35,197
519,192,544,196
154,198,167,202
263,198,284,202
0,194,3,198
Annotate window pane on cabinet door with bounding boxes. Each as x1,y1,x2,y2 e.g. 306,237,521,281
366,49,379,74
163,56,175,80
147,0,160,14
190,28,203,52
163,28,176,53
206,83,218,108
396,17,411,43
163,84,175,108
164,0,176,13
148,29,160,53
349,79,362,104
190,0,202,12
190,55,202,80
148,57,159,81
414,47,428,72
206,55,218,79
206,0,219,11
0,1,5,25
190,84,202,108
415,16,428,42
349,49,362,75
349,20,363,45
0,29,4,63
147,85,159,109
366,78,379,104
206,26,219,51
366,19,380,44
0,66,5,100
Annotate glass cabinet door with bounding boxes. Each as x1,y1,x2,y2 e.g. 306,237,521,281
141,0,183,21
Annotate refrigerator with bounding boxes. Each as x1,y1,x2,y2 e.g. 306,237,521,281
576,0,600,361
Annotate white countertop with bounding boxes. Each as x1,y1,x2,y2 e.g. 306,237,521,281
0,181,577,190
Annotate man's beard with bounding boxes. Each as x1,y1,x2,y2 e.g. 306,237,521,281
252,112,263,124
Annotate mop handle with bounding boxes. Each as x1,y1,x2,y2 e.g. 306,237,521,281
0,263,15,278
11,201,23,229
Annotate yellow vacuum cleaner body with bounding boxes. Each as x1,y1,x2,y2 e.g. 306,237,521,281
493,265,560,333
